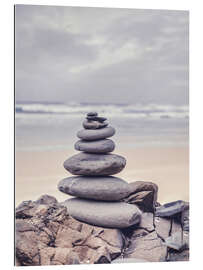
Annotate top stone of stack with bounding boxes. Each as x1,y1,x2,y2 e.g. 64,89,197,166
77,112,115,141
81,112,109,132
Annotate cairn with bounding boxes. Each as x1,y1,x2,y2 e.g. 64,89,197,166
58,112,141,228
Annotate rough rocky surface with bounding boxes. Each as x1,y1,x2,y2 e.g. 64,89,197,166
181,208,189,231
166,249,189,261
154,216,171,240
62,198,142,228
123,230,168,262
138,212,154,232
77,126,115,141
83,120,108,130
74,139,115,153
123,181,158,212
165,231,189,251
15,190,190,266
15,195,124,266
58,176,131,201
155,200,189,217
63,152,126,176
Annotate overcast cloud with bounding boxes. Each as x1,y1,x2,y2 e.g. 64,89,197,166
15,5,189,105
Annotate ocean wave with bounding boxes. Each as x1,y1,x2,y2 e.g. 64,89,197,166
15,102,189,119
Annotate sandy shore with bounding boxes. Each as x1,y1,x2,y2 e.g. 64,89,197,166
15,146,189,206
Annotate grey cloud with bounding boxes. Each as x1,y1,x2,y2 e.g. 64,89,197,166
15,5,189,105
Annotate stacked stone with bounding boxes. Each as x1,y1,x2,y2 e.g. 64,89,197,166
58,112,141,229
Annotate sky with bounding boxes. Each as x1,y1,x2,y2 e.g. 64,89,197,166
15,5,189,105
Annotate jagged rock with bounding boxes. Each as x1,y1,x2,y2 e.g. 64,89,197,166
167,249,189,261
165,231,189,251
40,247,80,265
171,218,182,234
130,228,149,238
124,231,167,262
138,212,154,232
58,176,131,201
15,194,190,265
154,216,171,240
124,181,158,212
15,195,124,266
35,194,58,205
77,126,115,141
63,153,126,176
63,198,141,228
155,200,189,217
181,209,189,231
124,191,155,212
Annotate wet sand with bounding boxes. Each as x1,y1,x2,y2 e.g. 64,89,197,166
15,146,189,206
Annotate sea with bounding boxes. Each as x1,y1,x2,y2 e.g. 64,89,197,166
15,102,189,152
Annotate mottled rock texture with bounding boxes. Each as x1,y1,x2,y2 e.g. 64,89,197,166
15,191,189,266
74,139,115,153
63,153,126,176
15,195,124,266
58,176,131,201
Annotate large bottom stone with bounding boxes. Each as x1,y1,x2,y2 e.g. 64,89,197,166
63,198,142,228
58,176,131,201
63,153,126,176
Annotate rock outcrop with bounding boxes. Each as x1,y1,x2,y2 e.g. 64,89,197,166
15,195,124,266
15,189,189,266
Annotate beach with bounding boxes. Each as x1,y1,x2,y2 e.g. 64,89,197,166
15,146,189,205
15,102,189,206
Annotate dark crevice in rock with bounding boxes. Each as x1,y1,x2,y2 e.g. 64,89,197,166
137,226,155,233
169,218,173,236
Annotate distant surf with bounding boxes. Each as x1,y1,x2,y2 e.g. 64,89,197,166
15,102,189,120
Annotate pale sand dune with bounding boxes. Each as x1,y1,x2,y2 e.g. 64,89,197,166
15,147,189,206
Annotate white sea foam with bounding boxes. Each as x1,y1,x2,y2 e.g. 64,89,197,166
15,102,189,120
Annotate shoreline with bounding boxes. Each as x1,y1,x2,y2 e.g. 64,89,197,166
15,145,189,206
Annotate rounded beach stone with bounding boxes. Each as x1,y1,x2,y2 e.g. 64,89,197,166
63,153,126,176
58,176,131,201
74,139,115,153
77,126,115,141
87,112,98,117
63,198,142,228
83,120,108,130
86,116,107,122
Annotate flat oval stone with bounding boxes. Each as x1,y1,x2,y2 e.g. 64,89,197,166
62,198,142,228
58,176,131,201
83,120,108,130
63,153,126,176
74,139,115,153
87,112,98,117
86,116,107,122
77,126,115,141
